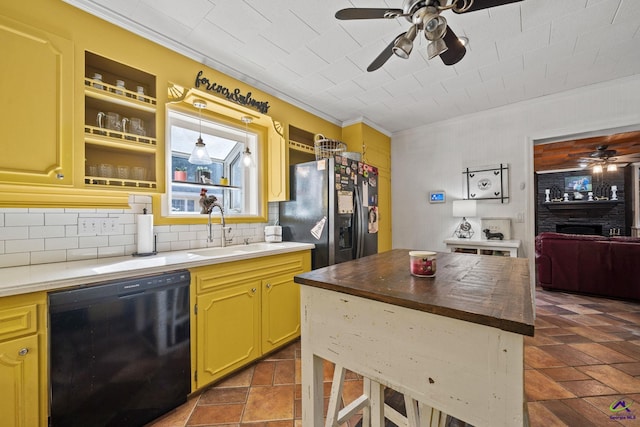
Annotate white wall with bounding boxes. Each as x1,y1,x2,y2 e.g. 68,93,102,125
391,74,640,259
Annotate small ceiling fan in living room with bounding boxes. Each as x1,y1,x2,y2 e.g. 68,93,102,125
335,0,523,71
572,145,640,172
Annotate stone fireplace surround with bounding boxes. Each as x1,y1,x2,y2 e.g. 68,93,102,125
536,168,627,236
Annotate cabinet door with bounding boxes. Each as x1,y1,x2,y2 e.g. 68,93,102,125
195,281,261,388
0,16,73,186
267,119,288,201
262,273,300,354
0,335,40,427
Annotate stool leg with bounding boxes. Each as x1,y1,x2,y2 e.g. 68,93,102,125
325,365,347,427
369,379,385,427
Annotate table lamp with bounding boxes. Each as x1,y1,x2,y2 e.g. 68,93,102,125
452,199,477,238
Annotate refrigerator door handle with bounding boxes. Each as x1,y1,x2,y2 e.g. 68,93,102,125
354,187,364,259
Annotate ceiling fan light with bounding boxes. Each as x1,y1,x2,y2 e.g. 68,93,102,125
425,16,447,41
393,39,412,58
607,163,617,172
421,7,440,32
579,162,588,168
427,38,448,60
593,164,603,173
392,25,417,59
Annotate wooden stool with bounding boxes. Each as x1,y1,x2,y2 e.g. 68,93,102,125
325,365,448,427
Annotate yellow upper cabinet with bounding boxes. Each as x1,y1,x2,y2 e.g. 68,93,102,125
341,122,392,252
0,15,73,187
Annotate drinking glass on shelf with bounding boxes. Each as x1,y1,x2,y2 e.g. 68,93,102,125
132,166,146,181
117,165,129,179
99,163,114,178
129,117,146,136
87,165,98,176
106,112,121,131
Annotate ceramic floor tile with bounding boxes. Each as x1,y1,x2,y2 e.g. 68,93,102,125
558,304,603,314
252,361,276,386
558,380,617,397
216,366,255,388
187,403,244,425
199,387,248,405
539,344,603,366
611,362,640,376
601,341,640,360
526,402,568,427
525,370,575,401
577,365,640,394
560,314,622,327
525,346,568,369
569,343,637,364
539,367,591,382
242,385,295,422
538,400,603,427
561,398,627,427
565,326,625,343
274,360,295,385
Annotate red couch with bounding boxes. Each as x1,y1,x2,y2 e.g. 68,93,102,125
535,232,640,301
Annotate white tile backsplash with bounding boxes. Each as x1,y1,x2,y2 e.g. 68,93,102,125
0,197,279,268
5,213,44,226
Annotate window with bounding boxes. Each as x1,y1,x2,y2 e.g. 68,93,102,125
165,107,261,218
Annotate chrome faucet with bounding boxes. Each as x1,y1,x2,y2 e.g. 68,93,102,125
199,189,230,247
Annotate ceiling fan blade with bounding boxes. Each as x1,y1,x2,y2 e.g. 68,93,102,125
439,26,466,66
367,35,403,72
452,0,523,14
335,8,404,20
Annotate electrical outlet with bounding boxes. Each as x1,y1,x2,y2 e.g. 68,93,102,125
99,218,118,235
516,212,525,223
78,218,98,236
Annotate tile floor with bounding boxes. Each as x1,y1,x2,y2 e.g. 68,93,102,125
147,288,640,427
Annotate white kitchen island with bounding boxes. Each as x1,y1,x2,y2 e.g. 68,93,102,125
294,249,534,427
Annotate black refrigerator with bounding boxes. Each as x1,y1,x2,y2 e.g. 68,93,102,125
279,156,378,269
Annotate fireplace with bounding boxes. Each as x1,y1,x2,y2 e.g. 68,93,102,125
556,223,603,236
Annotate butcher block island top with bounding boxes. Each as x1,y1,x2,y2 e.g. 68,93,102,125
294,248,534,336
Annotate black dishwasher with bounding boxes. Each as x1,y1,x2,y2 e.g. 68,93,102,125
49,270,191,427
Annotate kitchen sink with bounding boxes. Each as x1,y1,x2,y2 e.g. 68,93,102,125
187,242,289,258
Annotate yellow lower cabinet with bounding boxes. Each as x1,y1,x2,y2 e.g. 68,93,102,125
261,273,300,354
0,335,40,427
191,250,311,391
195,279,261,389
0,292,47,427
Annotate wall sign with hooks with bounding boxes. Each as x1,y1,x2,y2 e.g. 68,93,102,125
463,164,509,203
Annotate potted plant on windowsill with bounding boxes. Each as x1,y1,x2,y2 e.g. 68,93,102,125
174,167,187,182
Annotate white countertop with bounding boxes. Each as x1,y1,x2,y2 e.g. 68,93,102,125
0,242,314,297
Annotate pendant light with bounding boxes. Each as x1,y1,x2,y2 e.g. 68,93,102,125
188,100,212,165
241,116,254,168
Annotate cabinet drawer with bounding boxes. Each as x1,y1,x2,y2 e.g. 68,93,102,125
0,304,39,342
192,252,309,294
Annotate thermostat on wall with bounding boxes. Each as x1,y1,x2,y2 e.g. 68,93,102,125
429,190,446,203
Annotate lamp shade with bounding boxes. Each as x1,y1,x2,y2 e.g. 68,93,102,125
452,200,477,218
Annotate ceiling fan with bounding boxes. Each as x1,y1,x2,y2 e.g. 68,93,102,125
577,145,618,164
571,145,640,172
335,0,523,71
